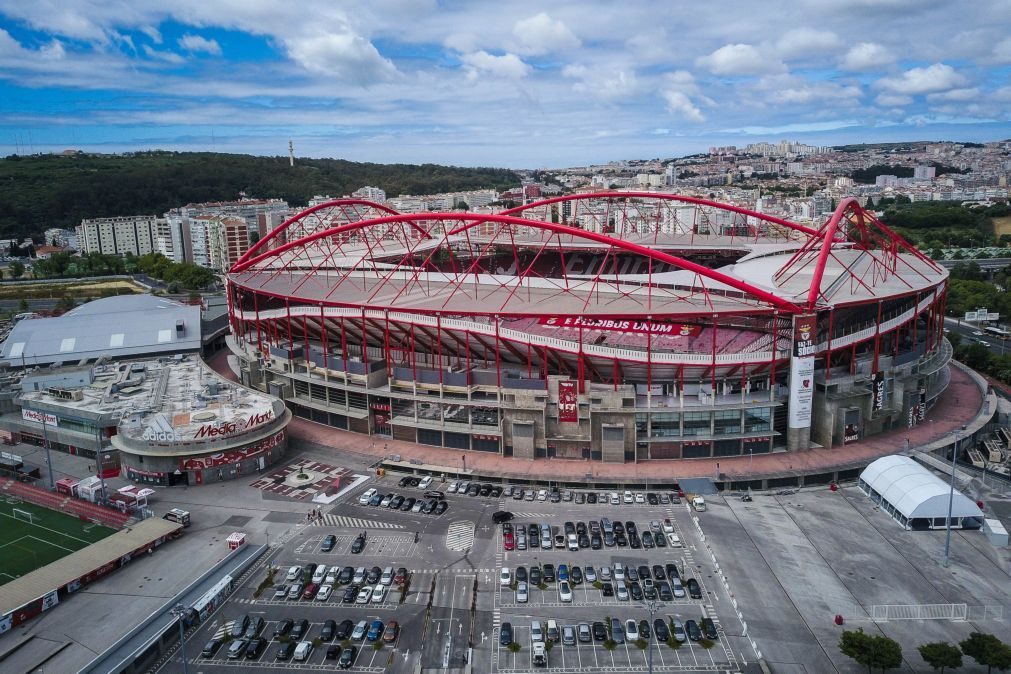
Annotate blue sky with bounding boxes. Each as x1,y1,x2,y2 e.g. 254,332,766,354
0,0,1009,168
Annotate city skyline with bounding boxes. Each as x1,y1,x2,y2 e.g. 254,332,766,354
1,0,1010,167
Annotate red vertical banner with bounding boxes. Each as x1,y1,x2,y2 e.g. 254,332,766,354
557,381,578,423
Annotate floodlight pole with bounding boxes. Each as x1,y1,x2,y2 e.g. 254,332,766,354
170,604,189,674
942,425,966,568
40,411,55,490
94,424,108,504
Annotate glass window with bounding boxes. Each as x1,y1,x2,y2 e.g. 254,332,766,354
744,407,771,433
635,413,648,438
650,413,680,438
683,411,710,436
714,410,741,435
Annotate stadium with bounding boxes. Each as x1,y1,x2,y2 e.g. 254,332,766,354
224,192,950,463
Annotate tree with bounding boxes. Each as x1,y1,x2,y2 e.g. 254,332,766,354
868,634,903,672
8,260,24,279
840,628,875,672
18,298,28,313
840,628,903,673
960,633,1011,673
919,641,962,672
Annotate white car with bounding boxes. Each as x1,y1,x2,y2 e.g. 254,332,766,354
412,500,424,513
623,490,633,504
666,532,682,547
516,581,528,603
286,565,301,581
650,520,662,532
312,566,327,584
419,476,433,489
355,586,373,604
352,620,368,641
380,494,394,507
584,566,597,583
537,489,548,501
662,518,675,534
625,619,639,640
530,620,543,643
371,584,388,603
610,492,620,505
599,565,612,581
353,567,366,584
458,481,470,493
316,584,332,602
558,581,572,603
616,584,629,601
358,488,377,505
448,481,460,494
614,563,625,581
634,493,645,504
500,567,512,586
672,579,686,598
381,567,394,585
973,330,984,336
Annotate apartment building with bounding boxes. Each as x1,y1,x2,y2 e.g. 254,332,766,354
76,215,167,256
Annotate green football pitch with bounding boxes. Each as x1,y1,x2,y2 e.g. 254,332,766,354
0,498,116,586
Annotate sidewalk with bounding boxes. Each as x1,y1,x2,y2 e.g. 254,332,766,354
204,349,986,482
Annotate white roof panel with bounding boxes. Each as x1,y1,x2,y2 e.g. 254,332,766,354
860,455,982,521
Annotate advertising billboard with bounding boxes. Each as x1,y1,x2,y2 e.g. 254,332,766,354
788,314,817,429
871,372,886,412
557,381,578,423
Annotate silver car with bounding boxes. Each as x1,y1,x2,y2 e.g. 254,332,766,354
672,619,687,642
516,581,528,603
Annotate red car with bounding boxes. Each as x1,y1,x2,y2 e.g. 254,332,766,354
302,583,319,600
394,568,407,585
503,532,515,551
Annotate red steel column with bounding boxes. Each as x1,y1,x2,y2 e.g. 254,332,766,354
825,309,834,381
320,306,328,370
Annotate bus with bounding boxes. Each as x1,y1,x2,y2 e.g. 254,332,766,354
984,326,1010,339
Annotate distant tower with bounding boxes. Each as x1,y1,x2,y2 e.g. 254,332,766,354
288,139,294,167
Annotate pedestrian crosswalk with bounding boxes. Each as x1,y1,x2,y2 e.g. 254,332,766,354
312,514,404,529
446,520,475,551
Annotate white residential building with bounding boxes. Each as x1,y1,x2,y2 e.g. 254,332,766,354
76,215,167,257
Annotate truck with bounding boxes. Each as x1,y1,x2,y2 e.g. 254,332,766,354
532,641,547,667
691,496,707,512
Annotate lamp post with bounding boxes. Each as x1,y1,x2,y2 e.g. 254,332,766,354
39,410,55,490
942,425,966,568
170,604,189,674
646,599,662,674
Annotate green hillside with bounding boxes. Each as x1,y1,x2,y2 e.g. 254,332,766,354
0,151,520,240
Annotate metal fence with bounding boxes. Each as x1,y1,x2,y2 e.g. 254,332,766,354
871,603,968,622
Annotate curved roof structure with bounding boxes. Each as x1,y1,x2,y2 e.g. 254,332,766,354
860,455,982,522
0,295,201,367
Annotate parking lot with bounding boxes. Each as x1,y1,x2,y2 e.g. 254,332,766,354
173,479,751,673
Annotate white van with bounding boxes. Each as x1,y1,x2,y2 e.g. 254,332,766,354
358,488,377,505
532,641,547,666
530,620,544,643
692,496,707,512
419,476,433,489
294,641,313,662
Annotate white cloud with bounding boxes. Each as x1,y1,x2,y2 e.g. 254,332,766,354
562,64,638,99
991,37,1011,64
926,87,979,103
142,45,185,64
460,50,531,80
286,31,397,83
875,93,912,107
994,86,1011,102
775,28,842,58
511,13,580,55
874,63,967,95
839,42,894,70
696,44,786,76
140,25,162,44
660,70,708,122
178,34,222,56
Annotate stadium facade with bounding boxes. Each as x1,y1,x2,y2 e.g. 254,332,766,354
224,193,950,463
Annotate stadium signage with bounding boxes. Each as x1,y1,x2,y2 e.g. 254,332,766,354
788,315,818,429
22,409,58,427
872,372,885,411
538,316,701,336
193,410,273,439
180,429,286,470
557,381,578,423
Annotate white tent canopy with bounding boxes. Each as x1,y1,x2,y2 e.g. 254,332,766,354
859,455,983,529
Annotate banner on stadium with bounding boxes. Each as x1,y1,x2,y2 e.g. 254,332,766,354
557,381,578,423
872,372,886,412
788,314,817,429
538,316,701,336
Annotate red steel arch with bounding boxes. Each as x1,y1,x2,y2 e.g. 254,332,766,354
235,198,405,268
232,211,803,312
500,191,819,238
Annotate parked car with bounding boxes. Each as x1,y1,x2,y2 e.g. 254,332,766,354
336,619,354,640
321,534,336,552
383,621,400,643
273,619,293,638
592,621,608,641
686,578,703,599
653,618,670,642
625,619,639,640
275,641,295,660
672,619,687,642
610,618,625,643
516,581,528,603
338,645,356,668
685,619,703,641
500,622,513,646
558,580,572,602
290,619,309,640
701,617,718,640
201,639,222,658
320,619,336,641
351,620,368,640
